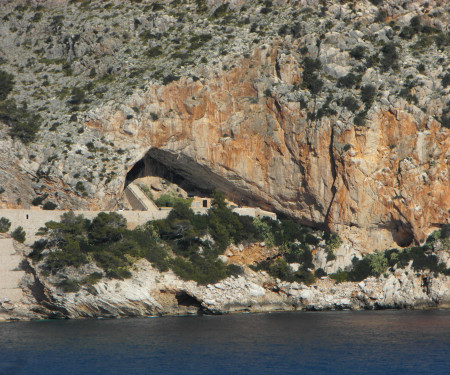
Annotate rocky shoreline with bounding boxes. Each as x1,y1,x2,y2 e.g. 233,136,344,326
2,247,449,322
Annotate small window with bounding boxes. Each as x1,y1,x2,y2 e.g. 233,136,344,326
26,214,29,220
203,200,208,208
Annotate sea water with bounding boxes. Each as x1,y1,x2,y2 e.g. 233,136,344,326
0,310,449,374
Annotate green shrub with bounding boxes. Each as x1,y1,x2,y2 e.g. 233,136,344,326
354,110,367,126
145,46,163,58
75,181,86,192
315,268,327,278
442,73,450,88
12,226,26,243
295,269,316,285
89,212,127,244
267,258,295,281
81,272,103,285
189,34,212,50
374,10,387,23
170,255,228,285
342,96,359,112
0,217,11,233
32,195,47,206
329,269,348,283
162,74,180,85
43,201,57,210
360,84,376,109
284,243,313,268
349,45,365,60
252,217,275,248
57,279,80,293
0,100,42,144
227,263,244,277
337,73,361,89
211,4,229,19
155,194,188,208
380,43,399,71
105,268,132,280
0,70,14,100
441,114,450,129
68,87,85,105
302,57,323,95
325,232,342,252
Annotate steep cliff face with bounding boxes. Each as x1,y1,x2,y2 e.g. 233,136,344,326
89,46,449,250
0,0,448,251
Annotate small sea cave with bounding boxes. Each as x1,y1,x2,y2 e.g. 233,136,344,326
175,291,203,309
123,147,265,208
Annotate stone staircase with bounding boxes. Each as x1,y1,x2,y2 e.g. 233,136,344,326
124,183,159,211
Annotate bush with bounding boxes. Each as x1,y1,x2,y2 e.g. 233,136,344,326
284,243,313,268
441,114,450,129
105,268,132,280
360,84,376,109
68,87,85,105
325,232,342,252
302,57,323,95
32,195,48,206
0,70,14,100
349,45,365,60
57,279,80,293
211,4,229,19
380,43,399,71
354,110,367,126
145,46,163,58
155,194,189,208
162,74,180,85
11,226,26,243
315,268,327,278
342,96,359,112
43,201,57,210
0,100,42,144
170,255,228,285
227,263,244,277
0,217,11,233
329,269,348,283
252,217,275,248
81,272,103,285
295,269,316,285
337,73,361,89
442,73,450,88
89,212,127,244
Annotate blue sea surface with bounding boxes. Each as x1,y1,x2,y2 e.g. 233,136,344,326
0,310,449,374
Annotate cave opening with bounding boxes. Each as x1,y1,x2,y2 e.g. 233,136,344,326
390,220,415,248
123,148,263,209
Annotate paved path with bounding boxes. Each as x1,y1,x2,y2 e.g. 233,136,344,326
0,238,25,302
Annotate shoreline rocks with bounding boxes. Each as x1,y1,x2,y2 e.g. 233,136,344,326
2,254,449,322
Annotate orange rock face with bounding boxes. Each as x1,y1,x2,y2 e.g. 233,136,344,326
88,47,449,252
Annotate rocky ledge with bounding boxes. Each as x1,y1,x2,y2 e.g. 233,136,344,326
2,249,449,321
